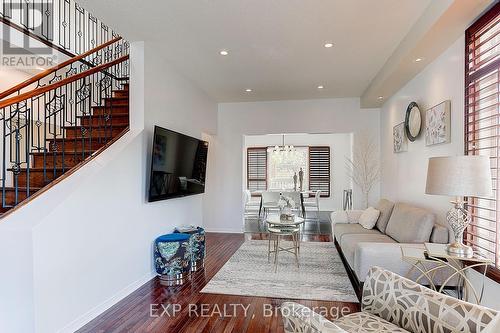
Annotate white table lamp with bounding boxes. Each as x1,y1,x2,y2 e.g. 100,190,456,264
426,156,493,256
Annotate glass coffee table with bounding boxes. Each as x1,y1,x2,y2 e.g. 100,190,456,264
266,214,305,273
401,243,492,304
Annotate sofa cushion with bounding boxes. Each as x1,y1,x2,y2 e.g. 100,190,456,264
359,207,380,229
340,233,396,267
335,312,410,333
331,210,364,224
374,199,395,233
430,224,450,244
385,203,435,243
334,223,381,243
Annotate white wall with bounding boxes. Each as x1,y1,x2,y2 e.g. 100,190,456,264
243,133,353,212
206,98,380,233
0,226,35,333
380,35,500,310
380,36,464,226
0,41,218,333
0,68,31,91
0,34,64,333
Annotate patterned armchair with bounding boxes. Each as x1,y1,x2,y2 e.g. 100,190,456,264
282,266,499,333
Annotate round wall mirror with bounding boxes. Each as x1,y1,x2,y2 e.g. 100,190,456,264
405,102,421,142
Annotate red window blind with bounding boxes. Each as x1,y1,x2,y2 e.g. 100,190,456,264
464,3,500,270
308,146,330,197
247,148,267,192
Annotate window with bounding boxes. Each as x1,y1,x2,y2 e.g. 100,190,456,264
309,146,331,197
246,146,331,197
464,3,500,273
247,148,267,192
267,147,309,190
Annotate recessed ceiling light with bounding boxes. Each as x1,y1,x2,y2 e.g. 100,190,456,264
324,43,334,48
415,58,423,62
245,88,252,92
378,96,384,100
317,85,324,89
219,50,229,56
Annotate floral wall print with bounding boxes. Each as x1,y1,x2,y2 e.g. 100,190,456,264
393,122,408,153
425,100,451,146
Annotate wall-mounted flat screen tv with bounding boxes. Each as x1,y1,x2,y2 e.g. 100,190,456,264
148,126,208,202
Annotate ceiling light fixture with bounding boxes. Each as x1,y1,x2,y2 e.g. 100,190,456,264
324,43,334,48
415,58,423,62
245,88,252,92
219,50,229,56
317,85,324,89
378,96,384,100
267,134,300,166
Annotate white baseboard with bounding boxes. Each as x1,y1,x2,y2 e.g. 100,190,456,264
58,271,156,333
203,228,244,234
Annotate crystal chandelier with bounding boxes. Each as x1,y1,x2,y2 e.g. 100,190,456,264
268,134,300,166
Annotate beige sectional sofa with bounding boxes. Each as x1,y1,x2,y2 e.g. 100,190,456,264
331,199,451,285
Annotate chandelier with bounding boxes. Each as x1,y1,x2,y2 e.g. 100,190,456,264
268,134,300,166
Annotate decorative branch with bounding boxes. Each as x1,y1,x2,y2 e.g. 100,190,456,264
345,134,380,208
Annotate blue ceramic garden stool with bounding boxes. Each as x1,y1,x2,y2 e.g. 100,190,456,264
175,227,206,272
154,233,191,286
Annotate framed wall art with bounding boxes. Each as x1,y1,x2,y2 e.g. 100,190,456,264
393,122,408,153
425,100,451,146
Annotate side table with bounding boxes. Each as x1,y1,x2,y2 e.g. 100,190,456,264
401,243,492,304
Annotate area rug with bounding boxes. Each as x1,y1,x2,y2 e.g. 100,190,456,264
201,240,357,302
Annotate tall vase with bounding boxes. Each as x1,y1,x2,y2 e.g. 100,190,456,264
343,189,353,210
280,206,293,221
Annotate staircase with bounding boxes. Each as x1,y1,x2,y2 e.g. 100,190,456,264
0,39,130,216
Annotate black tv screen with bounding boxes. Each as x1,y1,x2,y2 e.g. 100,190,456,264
148,126,208,202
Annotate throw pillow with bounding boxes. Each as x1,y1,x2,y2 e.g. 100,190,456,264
359,207,380,229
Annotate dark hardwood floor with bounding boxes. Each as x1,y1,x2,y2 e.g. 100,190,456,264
78,232,360,333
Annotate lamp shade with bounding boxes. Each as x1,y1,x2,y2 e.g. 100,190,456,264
425,156,493,197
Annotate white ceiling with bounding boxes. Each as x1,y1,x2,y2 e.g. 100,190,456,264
79,0,433,102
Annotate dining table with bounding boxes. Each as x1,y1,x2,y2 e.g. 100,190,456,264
252,189,314,218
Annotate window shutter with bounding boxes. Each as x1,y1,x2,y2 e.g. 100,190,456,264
247,148,267,192
464,3,500,270
308,146,330,197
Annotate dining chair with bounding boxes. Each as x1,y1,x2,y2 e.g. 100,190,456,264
303,190,321,221
261,191,281,218
243,189,260,217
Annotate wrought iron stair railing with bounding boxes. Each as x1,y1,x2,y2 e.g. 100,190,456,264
1,0,122,60
0,36,126,100
0,38,130,215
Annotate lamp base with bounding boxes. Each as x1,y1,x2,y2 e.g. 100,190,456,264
446,200,473,258
446,241,473,257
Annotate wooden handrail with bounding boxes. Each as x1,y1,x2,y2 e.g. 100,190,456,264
0,36,122,100
0,55,129,109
